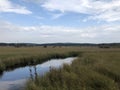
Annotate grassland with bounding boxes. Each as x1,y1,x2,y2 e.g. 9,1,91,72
25,47,120,90
0,46,120,90
0,46,81,73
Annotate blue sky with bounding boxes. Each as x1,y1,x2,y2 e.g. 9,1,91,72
0,0,120,43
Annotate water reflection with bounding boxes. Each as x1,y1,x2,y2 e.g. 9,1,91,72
29,66,33,81
0,57,76,90
29,65,38,81
0,72,3,79
0,57,75,81
34,65,38,81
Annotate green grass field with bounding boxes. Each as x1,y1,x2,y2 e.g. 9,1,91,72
24,47,120,90
0,46,120,90
0,46,81,73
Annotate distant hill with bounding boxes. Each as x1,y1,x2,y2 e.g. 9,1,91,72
0,43,120,48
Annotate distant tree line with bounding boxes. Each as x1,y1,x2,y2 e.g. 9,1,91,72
0,43,120,48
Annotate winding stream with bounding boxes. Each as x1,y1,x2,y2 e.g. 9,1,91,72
0,57,76,90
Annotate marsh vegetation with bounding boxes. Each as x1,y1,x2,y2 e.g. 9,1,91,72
25,48,120,90
0,46,80,74
0,46,120,90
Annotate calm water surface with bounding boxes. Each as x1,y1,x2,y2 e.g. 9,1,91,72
0,57,76,90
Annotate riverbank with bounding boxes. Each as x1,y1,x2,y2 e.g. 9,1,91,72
0,46,120,90
0,57,76,90
0,46,81,74
25,50,120,90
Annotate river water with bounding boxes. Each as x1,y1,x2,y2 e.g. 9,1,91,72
0,57,76,90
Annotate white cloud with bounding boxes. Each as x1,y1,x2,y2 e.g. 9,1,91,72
42,0,90,13
0,0,32,14
41,0,120,22
0,21,120,43
51,13,64,19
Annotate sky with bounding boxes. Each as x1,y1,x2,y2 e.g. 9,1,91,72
0,0,120,43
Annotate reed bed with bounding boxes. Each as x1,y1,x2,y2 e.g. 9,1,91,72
25,48,120,90
0,46,81,73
